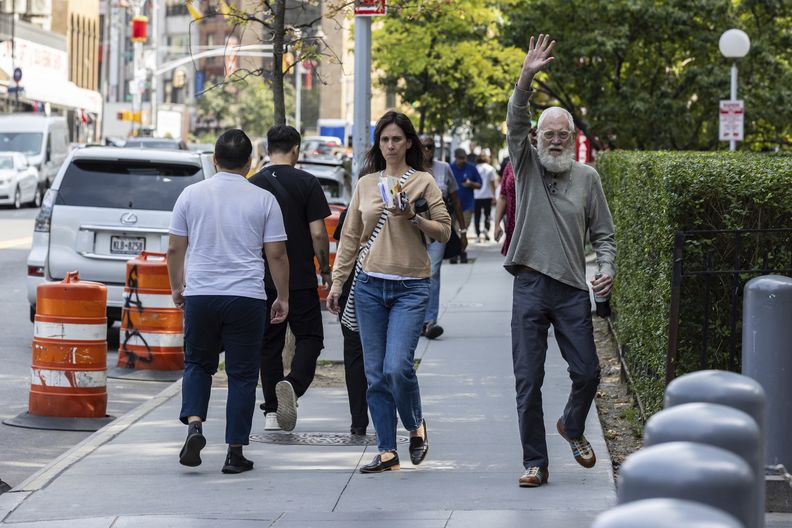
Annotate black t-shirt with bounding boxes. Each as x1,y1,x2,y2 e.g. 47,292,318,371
249,164,331,290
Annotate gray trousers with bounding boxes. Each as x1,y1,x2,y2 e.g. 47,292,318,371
511,269,600,469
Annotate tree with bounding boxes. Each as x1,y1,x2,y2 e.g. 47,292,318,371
190,0,348,126
373,0,524,151
502,0,792,150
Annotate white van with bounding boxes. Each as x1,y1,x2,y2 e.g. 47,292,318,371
0,114,69,195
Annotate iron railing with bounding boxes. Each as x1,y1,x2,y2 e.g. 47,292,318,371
666,228,792,384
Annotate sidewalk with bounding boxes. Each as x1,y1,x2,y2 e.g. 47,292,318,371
0,243,617,527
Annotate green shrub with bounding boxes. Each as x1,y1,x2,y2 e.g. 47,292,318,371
598,151,792,415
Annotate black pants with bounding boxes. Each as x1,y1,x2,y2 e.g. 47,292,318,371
260,288,324,413
511,269,600,469
342,324,369,429
474,198,492,237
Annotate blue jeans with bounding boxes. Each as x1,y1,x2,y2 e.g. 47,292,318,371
180,295,267,446
355,271,429,452
425,241,446,324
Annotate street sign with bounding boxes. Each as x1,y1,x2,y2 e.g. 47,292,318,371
355,0,386,16
719,100,744,141
13,67,22,82
7,85,24,94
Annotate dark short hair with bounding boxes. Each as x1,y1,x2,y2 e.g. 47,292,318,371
454,148,467,158
214,129,252,170
267,125,301,154
362,111,424,174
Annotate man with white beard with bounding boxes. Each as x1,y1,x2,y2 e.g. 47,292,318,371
504,34,616,488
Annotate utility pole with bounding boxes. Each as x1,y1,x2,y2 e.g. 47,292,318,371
351,15,371,185
150,0,159,134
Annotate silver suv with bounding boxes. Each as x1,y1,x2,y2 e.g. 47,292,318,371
26,147,215,323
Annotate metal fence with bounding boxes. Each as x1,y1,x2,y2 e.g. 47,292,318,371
665,228,792,384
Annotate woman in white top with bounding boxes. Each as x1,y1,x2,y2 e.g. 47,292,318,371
473,149,498,242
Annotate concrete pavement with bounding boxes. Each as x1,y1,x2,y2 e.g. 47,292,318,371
0,243,617,527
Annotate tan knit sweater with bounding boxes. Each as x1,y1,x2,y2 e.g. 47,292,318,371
330,170,452,295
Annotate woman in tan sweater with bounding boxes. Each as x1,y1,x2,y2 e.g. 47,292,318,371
327,111,451,473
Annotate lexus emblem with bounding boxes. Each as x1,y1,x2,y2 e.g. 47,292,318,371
120,213,138,225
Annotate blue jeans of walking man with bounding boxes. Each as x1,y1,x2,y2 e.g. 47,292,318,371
355,271,429,452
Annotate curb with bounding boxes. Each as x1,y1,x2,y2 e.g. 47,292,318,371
15,378,182,493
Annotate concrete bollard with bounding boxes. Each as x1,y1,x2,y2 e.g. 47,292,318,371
742,275,792,471
593,498,744,528
618,442,754,528
643,403,762,528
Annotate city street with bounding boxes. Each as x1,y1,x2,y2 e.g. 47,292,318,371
0,208,168,490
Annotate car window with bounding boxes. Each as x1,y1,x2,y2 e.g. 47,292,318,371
0,132,43,155
0,156,13,169
124,140,181,149
56,160,203,210
317,177,340,198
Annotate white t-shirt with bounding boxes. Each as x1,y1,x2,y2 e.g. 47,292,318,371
474,162,497,200
169,171,288,300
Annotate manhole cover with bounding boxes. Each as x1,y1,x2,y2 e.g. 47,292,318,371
249,432,409,446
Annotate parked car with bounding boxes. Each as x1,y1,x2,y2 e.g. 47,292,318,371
27,147,215,323
0,152,41,208
0,114,69,193
123,138,189,150
301,136,346,161
295,158,352,206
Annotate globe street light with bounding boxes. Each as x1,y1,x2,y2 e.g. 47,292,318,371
719,29,751,151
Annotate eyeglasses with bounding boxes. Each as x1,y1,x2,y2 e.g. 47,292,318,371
540,130,571,141
421,144,434,150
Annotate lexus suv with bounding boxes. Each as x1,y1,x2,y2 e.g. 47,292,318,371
26,147,215,323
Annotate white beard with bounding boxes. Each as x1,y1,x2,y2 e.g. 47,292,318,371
538,144,575,173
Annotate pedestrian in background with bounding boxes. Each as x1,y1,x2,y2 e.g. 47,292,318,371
473,149,498,242
168,129,289,474
419,134,467,340
494,160,516,256
249,125,332,433
449,148,481,263
327,111,451,473
505,35,616,488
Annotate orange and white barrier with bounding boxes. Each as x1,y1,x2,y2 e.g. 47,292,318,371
317,205,344,302
29,271,108,418
118,251,184,371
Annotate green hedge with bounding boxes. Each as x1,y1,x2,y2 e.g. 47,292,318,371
597,151,792,415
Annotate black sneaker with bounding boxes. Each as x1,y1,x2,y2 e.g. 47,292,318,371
449,257,458,264
424,323,444,340
179,423,206,467
460,253,468,264
221,451,254,474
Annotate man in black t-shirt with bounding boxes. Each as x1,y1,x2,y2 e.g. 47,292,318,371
249,125,332,432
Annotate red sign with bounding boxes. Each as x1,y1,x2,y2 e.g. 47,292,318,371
576,129,593,163
355,0,386,16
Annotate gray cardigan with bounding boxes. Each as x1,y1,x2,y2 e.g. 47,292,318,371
504,86,616,291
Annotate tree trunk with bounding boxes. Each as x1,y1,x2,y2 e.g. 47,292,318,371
272,0,287,126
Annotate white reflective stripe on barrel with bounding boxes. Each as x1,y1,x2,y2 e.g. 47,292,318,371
30,368,107,388
123,332,184,348
34,321,106,341
123,291,177,309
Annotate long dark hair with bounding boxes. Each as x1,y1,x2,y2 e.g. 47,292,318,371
362,111,424,175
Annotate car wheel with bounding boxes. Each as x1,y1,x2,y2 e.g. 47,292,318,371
13,186,21,209
29,186,43,208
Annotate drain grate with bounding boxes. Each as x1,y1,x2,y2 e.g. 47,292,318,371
249,432,408,446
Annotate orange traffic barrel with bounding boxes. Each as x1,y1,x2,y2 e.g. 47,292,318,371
118,251,184,371
317,205,344,301
29,271,108,418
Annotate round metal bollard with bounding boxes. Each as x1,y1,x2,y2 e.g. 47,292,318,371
593,498,744,528
618,442,754,528
644,403,761,528
742,275,792,471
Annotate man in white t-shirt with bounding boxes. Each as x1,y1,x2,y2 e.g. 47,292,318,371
167,129,290,474
474,148,498,242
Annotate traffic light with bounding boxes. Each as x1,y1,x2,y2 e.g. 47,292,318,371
116,111,142,122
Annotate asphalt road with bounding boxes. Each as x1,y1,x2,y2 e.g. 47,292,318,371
0,207,170,491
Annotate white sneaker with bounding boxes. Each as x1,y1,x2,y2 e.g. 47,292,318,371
275,380,298,431
264,413,281,431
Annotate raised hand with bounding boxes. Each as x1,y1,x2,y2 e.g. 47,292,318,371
518,34,556,90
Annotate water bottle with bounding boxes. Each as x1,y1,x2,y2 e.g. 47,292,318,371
594,272,611,318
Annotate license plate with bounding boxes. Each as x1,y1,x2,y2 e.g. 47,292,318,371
110,235,145,255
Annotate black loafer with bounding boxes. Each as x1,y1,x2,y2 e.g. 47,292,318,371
360,451,400,473
409,419,429,465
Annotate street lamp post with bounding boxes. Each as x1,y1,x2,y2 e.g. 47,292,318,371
718,29,751,151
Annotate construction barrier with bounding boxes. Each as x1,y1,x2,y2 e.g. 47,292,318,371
30,271,108,418
316,205,343,302
118,251,184,372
